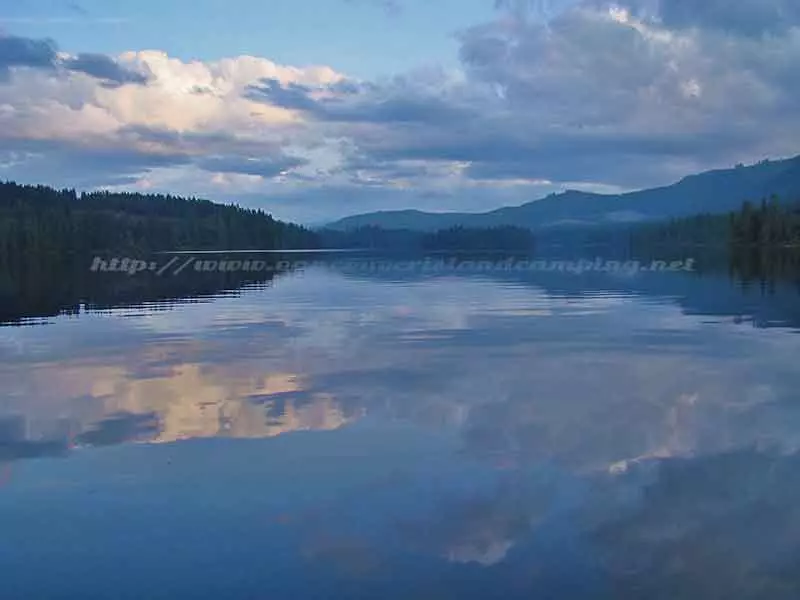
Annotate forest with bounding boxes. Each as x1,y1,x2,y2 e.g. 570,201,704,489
317,225,536,251
629,195,800,248
1,180,798,260
0,181,541,259
0,181,320,259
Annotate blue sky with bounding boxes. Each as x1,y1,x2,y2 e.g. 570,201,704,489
3,0,496,77
1,0,799,223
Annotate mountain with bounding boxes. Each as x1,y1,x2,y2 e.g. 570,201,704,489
327,155,800,232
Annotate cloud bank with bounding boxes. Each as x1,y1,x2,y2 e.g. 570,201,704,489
1,0,799,222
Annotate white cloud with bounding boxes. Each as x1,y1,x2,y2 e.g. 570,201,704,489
0,42,348,192
2,0,800,221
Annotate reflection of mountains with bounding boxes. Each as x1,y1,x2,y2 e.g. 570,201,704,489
328,254,800,331
3,252,799,328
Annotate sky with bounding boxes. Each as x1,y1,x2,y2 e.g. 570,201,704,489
1,0,799,223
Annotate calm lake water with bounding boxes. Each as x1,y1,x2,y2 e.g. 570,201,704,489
1,254,800,599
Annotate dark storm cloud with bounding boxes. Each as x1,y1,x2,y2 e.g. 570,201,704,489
0,33,148,85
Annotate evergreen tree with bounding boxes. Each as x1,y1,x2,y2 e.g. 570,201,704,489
0,181,320,261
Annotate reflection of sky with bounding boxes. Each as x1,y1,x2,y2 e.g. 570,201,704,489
2,267,800,461
1,267,800,597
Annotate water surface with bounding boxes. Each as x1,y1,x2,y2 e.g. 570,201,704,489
1,256,800,599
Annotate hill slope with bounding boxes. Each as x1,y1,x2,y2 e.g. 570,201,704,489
327,155,800,232
0,182,319,254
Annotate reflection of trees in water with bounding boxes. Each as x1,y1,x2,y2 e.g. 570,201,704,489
4,249,800,329
0,252,287,325
729,246,800,293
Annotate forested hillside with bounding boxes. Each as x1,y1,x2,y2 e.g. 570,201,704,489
0,182,319,257
328,155,800,232
630,196,800,248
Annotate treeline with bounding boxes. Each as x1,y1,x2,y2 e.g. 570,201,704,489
0,181,319,258
318,225,536,251
730,197,800,246
318,226,421,249
629,213,730,247
630,195,800,249
422,225,535,251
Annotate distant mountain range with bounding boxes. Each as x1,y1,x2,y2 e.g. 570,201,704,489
327,154,800,232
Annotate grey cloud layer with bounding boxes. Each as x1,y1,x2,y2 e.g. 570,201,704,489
267,0,800,191
2,0,800,219
247,78,474,125
639,0,800,37
0,34,58,81
0,136,192,188
197,155,308,178
0,33,148,86
0,127,306,189
61,53,149,87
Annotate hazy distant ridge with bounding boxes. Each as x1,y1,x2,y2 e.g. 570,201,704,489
327,155,800,232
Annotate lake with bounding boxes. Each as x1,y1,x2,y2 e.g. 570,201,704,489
1,252,800,599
